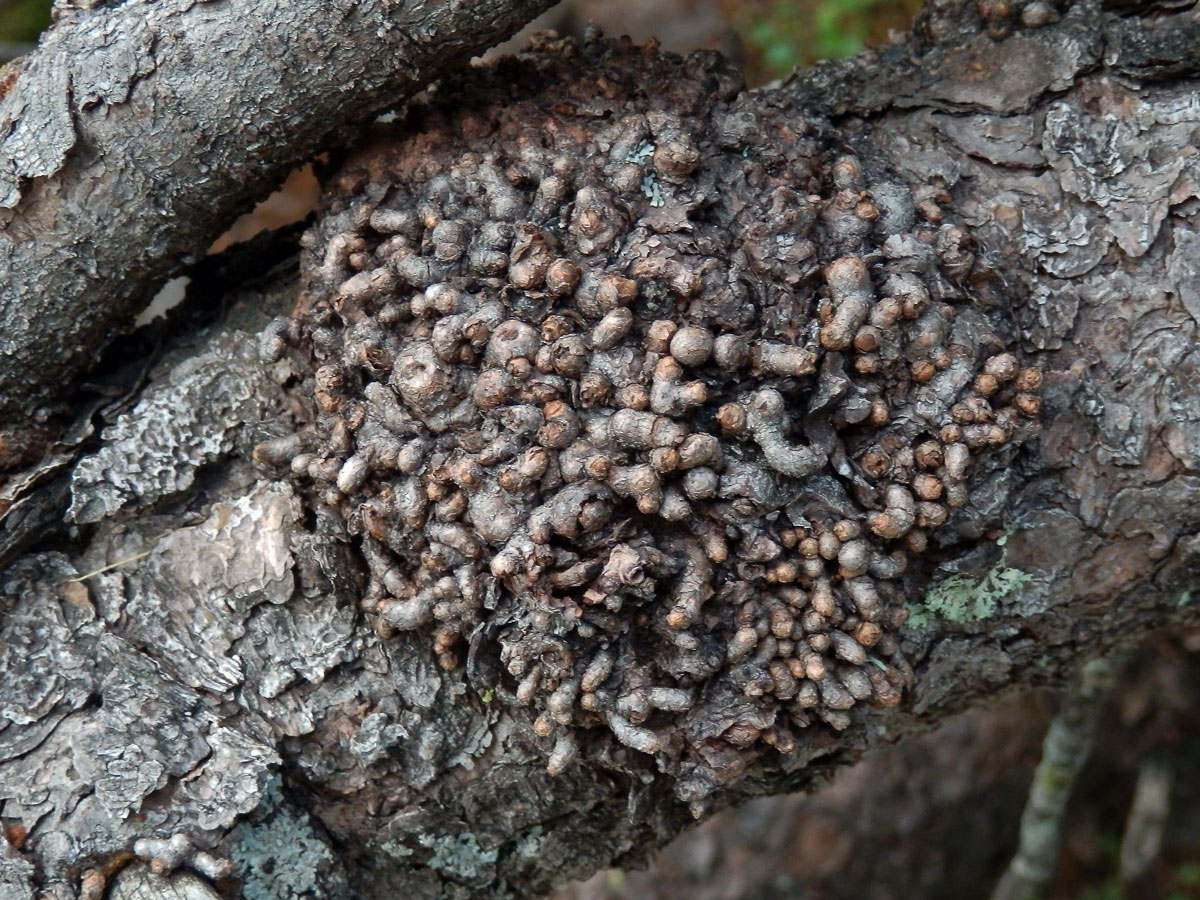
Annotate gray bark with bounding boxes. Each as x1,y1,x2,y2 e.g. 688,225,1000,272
4,2,1200,899
0,0,556,427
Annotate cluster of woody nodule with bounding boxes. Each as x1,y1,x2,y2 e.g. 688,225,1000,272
257,39,1042,802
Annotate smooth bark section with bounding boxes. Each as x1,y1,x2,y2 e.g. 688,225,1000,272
0,0,555,424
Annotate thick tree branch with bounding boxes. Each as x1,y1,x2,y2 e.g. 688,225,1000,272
4,3,1200,899
0,0,555,427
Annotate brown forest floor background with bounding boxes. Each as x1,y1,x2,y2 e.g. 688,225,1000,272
5,0,1200,897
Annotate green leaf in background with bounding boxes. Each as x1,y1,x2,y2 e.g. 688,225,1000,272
743,0,922,83
814,0,879,59
0,0,52,58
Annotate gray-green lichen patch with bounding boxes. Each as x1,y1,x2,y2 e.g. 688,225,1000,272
908,536,1032,628
376,831,501,892
422,832,499,883
512,825,544,860
229,778,349,900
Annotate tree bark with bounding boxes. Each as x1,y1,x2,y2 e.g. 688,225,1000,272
4,2,1200,899
556,635,1200,900
0,0,556,427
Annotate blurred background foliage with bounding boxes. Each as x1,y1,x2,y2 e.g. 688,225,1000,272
0,0,50,62
726,0,924,82
0,0,924,83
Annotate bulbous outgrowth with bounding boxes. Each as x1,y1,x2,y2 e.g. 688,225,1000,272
582,649,615,693
682,466,719,500
546,733,578,776
678,433,721,469
867,484,917,539
599,408,687,450
591,307,633,351
288,35,1045,796
754,342,817,377
485,319,540,366
652,137,701,180
666,540,714,628
336,453,371,494
548,679,580,726
570,186,623,255
379,589,437,631
744,388,826,478
606,712,661,754
820,257,875,351
467,485,522,542
546,258,582,296
712,333,749,371
508,226,553,288
253,433,305,467
669,325,714,367
390,341,458,416
650,357,707,416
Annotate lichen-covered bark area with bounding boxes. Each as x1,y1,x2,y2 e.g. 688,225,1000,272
4,4,1200,900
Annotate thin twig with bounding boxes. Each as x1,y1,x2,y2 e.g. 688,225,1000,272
1119,756,1173,883
990,651,1132,900
64,549,154,583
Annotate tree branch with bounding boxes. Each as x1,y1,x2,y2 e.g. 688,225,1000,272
0,0,556,426
4,3,1200,899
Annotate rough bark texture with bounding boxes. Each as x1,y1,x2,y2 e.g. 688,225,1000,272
0,0,556,427
556,633,1200,900
3,2,1200,899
